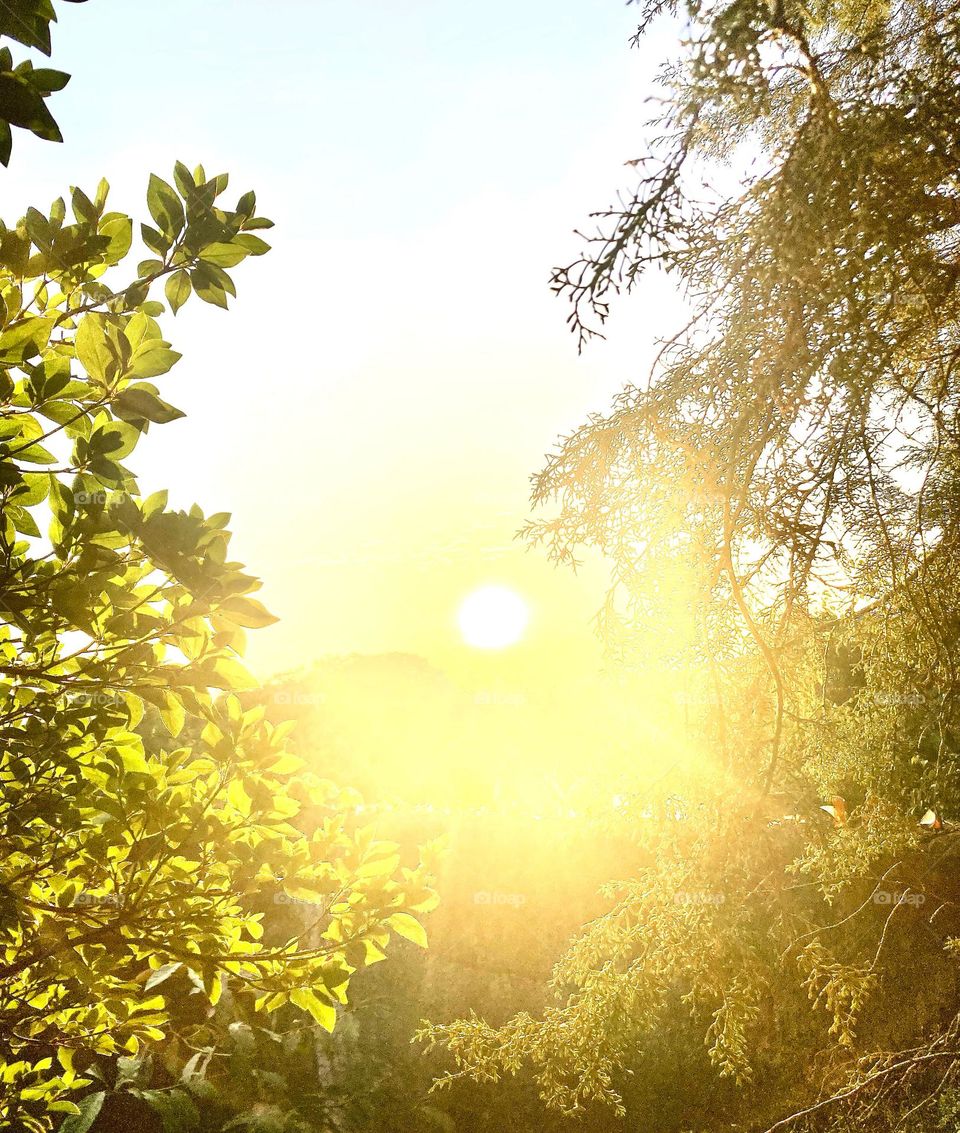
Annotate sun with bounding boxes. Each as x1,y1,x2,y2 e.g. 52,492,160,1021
457,585,530,649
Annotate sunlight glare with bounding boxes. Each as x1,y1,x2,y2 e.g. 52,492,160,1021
458,585,530,649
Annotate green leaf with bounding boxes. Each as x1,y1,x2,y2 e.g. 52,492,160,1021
135,1088,200,1133
0,315,55,363
90,420,139,459
113,386,185,424
14,471,50,506
387,912,428,948
28,69,71,95
9,504,40,537
359,855,402,881
190,262,230,308
227,777,252,817
199,242,248,268
145,962,181,992
71,186,98,225
208,655,258,690
173,160,194,197
124,311,162,351
100,215,133,264
58,1092,105,1133
147,174,185,239
49,1101,81,1117
124,280,150,307
0,11,52,53
129,344,182,380
142,488,168,517
141,223,171,257
165,269,191,314
204,968,223,1006
119,746,152,775
160,689,185,737
290,988,337,1032
0,73,61,141
14,441,56,464
75,313,118,384
235,233,271,256
217,595,278,628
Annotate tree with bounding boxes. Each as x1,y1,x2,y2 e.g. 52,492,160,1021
420,0,960,1127
130,660,664,1133
0,1,89,166
0,166,437,1132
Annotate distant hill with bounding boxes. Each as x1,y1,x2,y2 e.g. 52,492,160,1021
255,651,691,810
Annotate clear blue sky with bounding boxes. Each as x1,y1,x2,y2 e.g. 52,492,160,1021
2,1,684,678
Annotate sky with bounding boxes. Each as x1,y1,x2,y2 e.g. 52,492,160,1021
0,0,684,681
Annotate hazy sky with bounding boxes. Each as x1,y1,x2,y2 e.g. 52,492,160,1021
1,1,683,679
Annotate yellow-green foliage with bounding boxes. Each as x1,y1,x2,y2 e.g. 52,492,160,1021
0,168,437,1131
